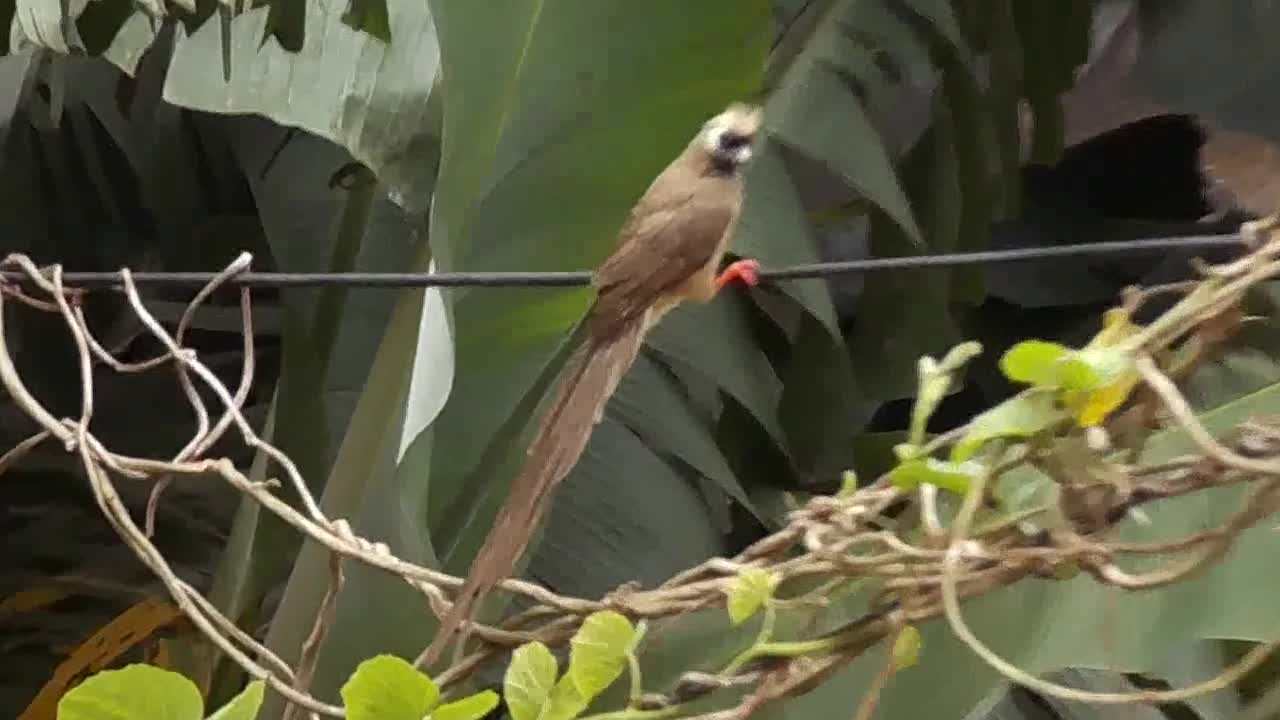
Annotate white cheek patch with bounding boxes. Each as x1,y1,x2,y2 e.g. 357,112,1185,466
734,146,753,164
704,125,726,154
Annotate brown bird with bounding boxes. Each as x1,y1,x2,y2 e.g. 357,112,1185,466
421,102,764,665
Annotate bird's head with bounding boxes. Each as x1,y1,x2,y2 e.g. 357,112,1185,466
700,102,762,174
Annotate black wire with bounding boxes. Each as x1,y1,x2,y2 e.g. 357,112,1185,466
763,233,1245,280
0,233,1247,289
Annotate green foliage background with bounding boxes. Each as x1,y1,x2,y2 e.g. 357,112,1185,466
3,1,1280,719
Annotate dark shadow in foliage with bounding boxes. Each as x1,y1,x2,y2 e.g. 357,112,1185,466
867,112,1238,437
341,0,391,44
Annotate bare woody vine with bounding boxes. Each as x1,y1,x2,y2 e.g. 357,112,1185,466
7,217,1280,720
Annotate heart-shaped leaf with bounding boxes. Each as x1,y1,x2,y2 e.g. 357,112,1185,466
568,611,636,700
340,654,438,720
951,389,1068,461
430,690,500,720
725,567,779,626
888,458,983,495
504,641,560,720
57,664,204,720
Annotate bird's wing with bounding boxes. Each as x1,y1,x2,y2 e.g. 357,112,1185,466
589,186,734,338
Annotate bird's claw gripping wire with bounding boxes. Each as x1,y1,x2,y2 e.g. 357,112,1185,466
716,258,761,289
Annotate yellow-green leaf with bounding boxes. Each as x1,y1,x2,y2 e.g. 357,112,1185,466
910,342,983,445
1065,367,1140,427
340,654,439,720
838,470,859,496
1086,308,1140,348
57,664,204,720
431,690,500,720
538,675,590,720
504,642,559,720
1066,346,1133,389
568,611,636,699
725,567,779,625
888,458,983,494
891,626,922,670
951,389,1067,461
207,681,265,720
937,341,984,373
999,340,1071,386
1056,354,1104,391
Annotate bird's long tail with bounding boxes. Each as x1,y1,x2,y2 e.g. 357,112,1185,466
420,313,648,666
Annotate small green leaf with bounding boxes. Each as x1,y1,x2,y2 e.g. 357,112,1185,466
937,341,984,373
910,357,949,445
910,342,983,446
838,470,859,496
888,458,982,494
892,626,922,670
1001,340,1134,399
1065,366,1140,427
999,340,1072,386
57,664,204,720
1086,308,1140,348
725,567,779,625
539,675,591,720
1070,346,1133,388
207,681,265,720
568,611,637,699
431,690,501,720
505,641,560,720
1056,354,1103,391
340,654,439,720
951,389,1068,461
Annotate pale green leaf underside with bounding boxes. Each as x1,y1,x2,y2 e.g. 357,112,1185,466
164,0,441,211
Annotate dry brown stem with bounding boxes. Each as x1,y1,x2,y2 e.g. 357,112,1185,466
5,224,1280,719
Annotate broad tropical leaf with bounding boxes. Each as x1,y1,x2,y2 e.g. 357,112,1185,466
162,0,441,211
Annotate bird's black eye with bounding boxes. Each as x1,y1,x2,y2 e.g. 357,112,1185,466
719,132,749,150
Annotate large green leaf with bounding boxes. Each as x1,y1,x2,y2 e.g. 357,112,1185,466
527,416,734,596
245,132,441,720
198,116,427,705
835,0,1003,403
607,353,755,516
645,295,788,453
765,0,929,248
11,0,85,55
758,0,996,412
127,0,444,704
162,0,440,211
733,142,840,334
839,0,1097,408
258,267,438,715
730,142,871,483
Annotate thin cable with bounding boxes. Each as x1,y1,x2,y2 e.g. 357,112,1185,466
1,233,1246,289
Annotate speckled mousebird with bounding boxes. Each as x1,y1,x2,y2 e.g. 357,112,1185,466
421,102,764,665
